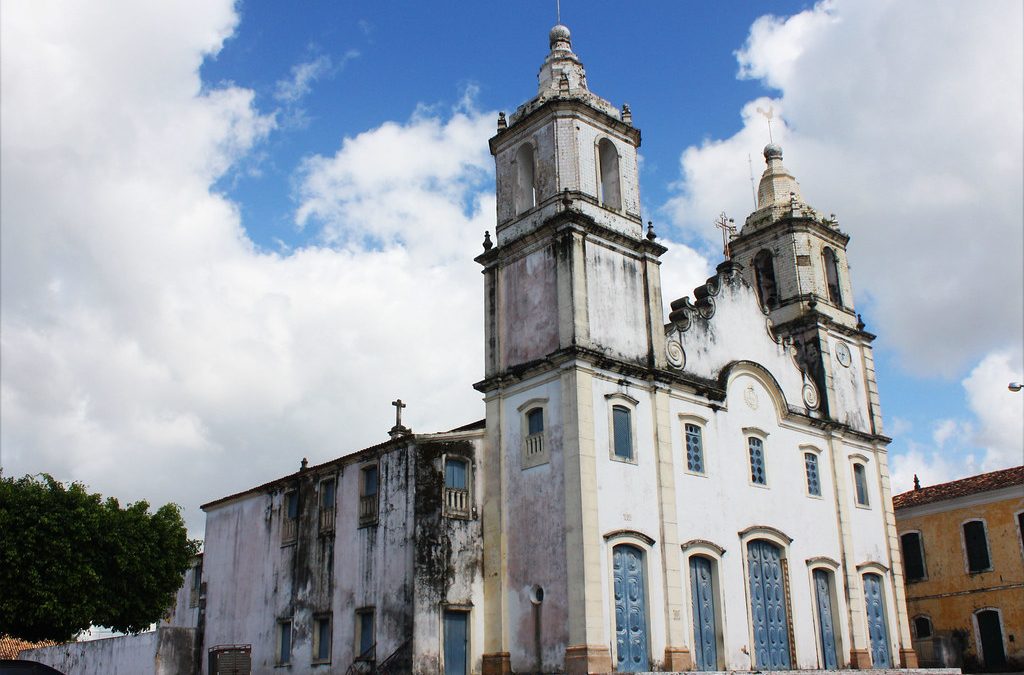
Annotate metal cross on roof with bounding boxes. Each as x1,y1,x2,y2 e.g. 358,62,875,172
714,212,737,259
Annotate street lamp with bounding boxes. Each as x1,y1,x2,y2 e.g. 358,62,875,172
1010,382,1023,392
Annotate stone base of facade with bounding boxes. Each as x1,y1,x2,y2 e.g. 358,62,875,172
899,648,920,668
850,648,873,668
482,652,512,675
664,646,693,671
566,643,612,675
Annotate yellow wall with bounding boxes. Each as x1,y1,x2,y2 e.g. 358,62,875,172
897,491,1024,669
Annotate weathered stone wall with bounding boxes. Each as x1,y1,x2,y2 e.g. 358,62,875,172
21,627,195,675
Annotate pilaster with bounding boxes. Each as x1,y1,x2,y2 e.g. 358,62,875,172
481,395,508,658
877,449,917,666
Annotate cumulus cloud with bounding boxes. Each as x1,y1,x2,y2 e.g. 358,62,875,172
0,0,496,534
665,0,1023,376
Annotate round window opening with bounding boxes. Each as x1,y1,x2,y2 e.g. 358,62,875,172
530,585,545,605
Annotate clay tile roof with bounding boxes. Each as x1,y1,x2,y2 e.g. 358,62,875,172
0,635,57,659
893,465,1024,510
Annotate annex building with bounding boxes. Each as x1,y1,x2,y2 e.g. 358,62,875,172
895,466,1024,671
25,23,929,675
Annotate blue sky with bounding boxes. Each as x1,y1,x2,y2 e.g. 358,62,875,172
2,0,1021,534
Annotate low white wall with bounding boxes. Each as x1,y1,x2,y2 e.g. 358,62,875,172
20,627,195,675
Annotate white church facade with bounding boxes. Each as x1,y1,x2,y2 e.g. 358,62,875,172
24,23,922,675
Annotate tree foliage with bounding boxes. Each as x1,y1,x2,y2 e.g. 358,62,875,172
0,473,200,642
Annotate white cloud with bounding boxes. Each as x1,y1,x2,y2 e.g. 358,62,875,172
0,0,495,535
665,0,1023,376
963,348,1024,471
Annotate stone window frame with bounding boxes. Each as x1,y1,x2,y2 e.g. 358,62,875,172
849,454,871,509
595,136,623,211
276,617,293,666
358,463,379,528
679,413,709,477
743,427,770,488
312,612,332,665
513,141,538,215
281,488,299,545
318,475,337,534
605,392,639,465
738,525,796,670
822,246,844,307
961,518,993,574
800,444,824,499
899,530,928,583
518,397,550,469
603,529,656,667
912,614,933,639
442,452,473,520
971,607,1008,668
354,606,375,662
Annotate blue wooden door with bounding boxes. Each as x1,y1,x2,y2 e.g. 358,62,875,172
690,556,718,671
443,611,468,675
747,540,791,670
863,573,891,667
813,569,839,669
614,544,650,672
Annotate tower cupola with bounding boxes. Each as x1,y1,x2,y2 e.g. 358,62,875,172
757,143,802,209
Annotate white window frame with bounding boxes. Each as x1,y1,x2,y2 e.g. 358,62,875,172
518,397,549,469
679,413,709,477
743,427,770,488
801,444,824,499
354,607,375,661
276,618,293,666
849,455,871,508
961,518,993,574
899,529,928,583
682,539,728,670
606,392,639,465
443,453,473,519
806,558,845,670
312,613,332,664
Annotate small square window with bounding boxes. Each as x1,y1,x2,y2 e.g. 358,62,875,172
313,614,332,663
612,405,633,461
748,437,766,485
355,608,375,661
853,463,869,506
685,424,704,474
359,465,379,527
805,452,821,496
277,619,292,665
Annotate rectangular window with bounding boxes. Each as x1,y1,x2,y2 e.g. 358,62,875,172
685,423,704,474
805,452,821,496
282,490,299,543
853,463,870,506
901,532,926,581
313,614,332,663
277,619,292,665
522,406,547,468
319,478,336,533
444,457,470,518
748,437,766,485
963,520,991,572
355,608,375,660
612,405,633,460
359,465,379,527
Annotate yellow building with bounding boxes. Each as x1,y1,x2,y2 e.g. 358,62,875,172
894,466,1024,671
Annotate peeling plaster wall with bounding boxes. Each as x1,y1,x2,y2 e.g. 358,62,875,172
499,375,570,672
499,246,558,369
585,241,648,362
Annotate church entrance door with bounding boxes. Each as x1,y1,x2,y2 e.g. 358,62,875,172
690,556,719,670
613,544,650,672
747,540,791,670
863,573,891,667
813,569,839,669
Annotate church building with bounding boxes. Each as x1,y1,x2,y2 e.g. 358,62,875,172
23,23,923,675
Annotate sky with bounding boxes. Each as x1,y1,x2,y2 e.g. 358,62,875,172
2,0,1022,537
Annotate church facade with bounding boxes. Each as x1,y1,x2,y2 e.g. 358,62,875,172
24,23,920,675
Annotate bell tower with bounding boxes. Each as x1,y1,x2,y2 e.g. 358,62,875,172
476,24,679,675
729,144,884,434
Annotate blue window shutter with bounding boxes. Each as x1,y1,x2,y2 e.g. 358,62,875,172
445,459,467,490
613,406,632,459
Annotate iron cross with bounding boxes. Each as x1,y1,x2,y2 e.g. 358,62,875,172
714,212,736,259
392,399,407,427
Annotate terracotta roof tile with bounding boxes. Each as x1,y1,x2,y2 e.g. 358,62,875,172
893,465,1024,510
0,635,57,659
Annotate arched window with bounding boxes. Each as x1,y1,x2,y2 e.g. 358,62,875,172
514,143,537,214
753,250,778,309
962,520,991,572
823,247,843,306
853,462,870,506
519,398,550,469
913,616,933,639
597,138,621,210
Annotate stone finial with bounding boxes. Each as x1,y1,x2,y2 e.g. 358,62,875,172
646,221,656,241
300,457,308,471
913,474,921,490
497,112,507,131
482,231,493,251
549,24,571,51
856,313,865,331
561,187,572,208
622,103,632,125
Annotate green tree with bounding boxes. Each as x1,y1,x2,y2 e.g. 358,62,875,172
0,473,200,642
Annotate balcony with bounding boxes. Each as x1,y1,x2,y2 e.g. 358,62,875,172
281,516,298,544
319,507,335,533
525,433,544,459
444,487,470,518
359,495,378,526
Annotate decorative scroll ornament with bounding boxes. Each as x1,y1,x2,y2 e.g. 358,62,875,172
666,336,686,370
697,297,716,320
802,374,820,410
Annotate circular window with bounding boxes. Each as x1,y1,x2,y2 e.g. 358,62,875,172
835,341,852,368
530,585,544,605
